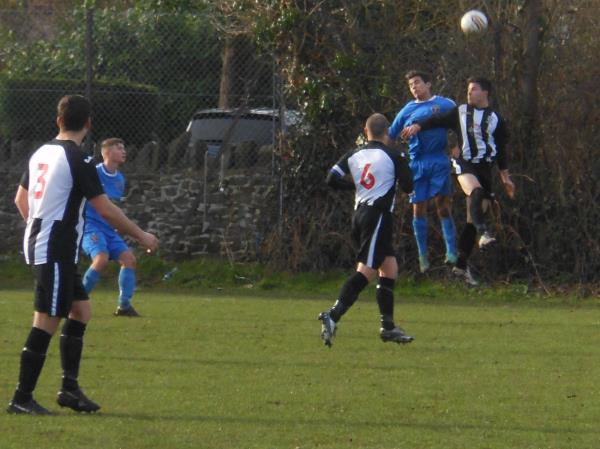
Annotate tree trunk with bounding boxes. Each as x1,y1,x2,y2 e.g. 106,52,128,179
218,37,235,109
519,0,542,167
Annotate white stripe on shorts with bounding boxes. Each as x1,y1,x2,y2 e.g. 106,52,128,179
367,214,383,267
51,263,60,316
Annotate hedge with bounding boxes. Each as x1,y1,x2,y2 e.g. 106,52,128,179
0,77,159,145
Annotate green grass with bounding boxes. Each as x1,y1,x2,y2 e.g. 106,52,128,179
2,288,600,449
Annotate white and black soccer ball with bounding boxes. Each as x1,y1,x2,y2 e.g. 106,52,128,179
460,10,488,35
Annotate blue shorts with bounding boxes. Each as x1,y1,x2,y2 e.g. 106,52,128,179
82,226,129,261
409,157,452,204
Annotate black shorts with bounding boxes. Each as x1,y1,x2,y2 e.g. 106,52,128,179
351,206,394,269
451,158,494,195
33,262,89,318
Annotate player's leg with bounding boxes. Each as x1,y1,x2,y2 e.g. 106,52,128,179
115,249,139,316
434,194,457,264
452,204,479,286
56,272,100,413
7,312,61,415
81,230,109,294
377,256,414,344
318,206,377,347
412,201,430,272
457,173,491,243
8,263,70,415
409,160,430,272
318,264,373,348
430,159,457,264
108,234,140,317
327,263,374,323
82,252,108,293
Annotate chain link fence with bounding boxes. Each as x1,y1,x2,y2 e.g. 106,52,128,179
0,5,290,261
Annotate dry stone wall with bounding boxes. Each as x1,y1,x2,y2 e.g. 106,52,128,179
0,166,280,261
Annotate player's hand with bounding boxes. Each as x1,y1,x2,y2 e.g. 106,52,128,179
503,177,515,199
450,145,460,159
400,124,421,140
138,232,159,253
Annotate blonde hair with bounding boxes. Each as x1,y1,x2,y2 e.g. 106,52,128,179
101,137,124,155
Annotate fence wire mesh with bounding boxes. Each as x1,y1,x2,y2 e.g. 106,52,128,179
0,5,289,261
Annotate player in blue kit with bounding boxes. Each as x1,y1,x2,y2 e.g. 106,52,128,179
388,70,457,273
82,138,140,317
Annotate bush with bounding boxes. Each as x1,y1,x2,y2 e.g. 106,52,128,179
0,76,159,145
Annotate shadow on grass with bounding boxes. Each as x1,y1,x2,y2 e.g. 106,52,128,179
93,411,599,437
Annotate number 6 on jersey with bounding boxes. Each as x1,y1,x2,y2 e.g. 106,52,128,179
360,163,375,189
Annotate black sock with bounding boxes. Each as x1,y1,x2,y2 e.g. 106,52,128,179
457,223,477,269
469,188,488,235
13,327,52,404
376,277,396,330
60,319,87,391
329,272,369,322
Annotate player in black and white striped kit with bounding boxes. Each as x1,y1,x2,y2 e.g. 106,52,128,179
318,113,415,347
401,77,515,285
7,95,158,415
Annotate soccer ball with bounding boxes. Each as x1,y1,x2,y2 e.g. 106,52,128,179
460,10,488,34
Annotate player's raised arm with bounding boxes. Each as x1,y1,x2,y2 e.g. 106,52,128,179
400,107,459,140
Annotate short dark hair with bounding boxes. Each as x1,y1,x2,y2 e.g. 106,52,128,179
366,113,389,139
57,95,91,131
467,77,492,94
405,70,431,84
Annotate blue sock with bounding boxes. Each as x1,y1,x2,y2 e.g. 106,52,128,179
82,268,100,294
118,268,136,308
441,216,457,260
412,217,428,259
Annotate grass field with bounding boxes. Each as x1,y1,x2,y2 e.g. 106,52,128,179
1,287,600,449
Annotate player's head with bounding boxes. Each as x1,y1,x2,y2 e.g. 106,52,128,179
56,95,91,133
365,113,389,141
467,77,492,108
405,70,432,101
101,137,126,165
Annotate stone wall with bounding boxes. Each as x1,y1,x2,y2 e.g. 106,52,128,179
0,166,280,261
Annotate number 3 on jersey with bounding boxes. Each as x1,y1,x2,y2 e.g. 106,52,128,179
33,163,49,199
360,163,375,189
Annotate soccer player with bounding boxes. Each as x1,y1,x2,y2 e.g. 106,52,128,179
401,77,515,285
81,138,140,317
8,95,158,415
318,113,415,348
388,70,458,273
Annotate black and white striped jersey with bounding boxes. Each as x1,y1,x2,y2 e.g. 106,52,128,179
327,140,413,211
417,104,508,169
19,139,104,265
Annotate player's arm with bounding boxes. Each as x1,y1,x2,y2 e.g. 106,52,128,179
326,167,354,190
494,116,515,199
326,151,354,190
400,107,459,139
14,170,29,221
395,153,414,194
88,194,158,251
388,110,407,142
15,185,28,221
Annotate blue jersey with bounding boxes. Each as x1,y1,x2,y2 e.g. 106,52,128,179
84,164,126,233
389,96,456,161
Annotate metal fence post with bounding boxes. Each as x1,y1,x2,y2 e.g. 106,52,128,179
84,6,95,155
